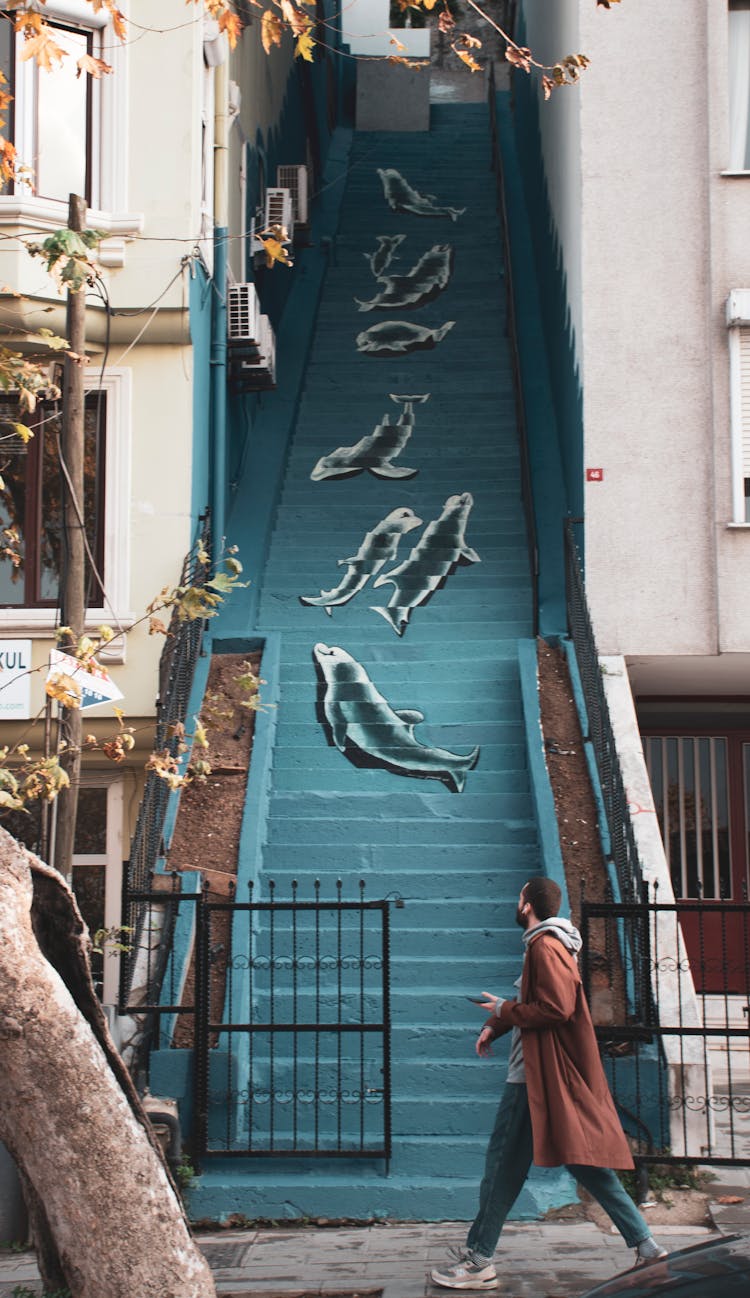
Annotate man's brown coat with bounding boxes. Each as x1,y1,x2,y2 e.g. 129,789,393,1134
489,931,634,1169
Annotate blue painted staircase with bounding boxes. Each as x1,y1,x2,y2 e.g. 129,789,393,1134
191,104,575,1221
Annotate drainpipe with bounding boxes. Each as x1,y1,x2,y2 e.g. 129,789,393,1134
211,56,229,563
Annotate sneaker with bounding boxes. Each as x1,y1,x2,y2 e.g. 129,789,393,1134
430,1258,499,1290
634,1237,668,1267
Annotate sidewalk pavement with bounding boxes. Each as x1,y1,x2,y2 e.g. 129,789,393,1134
0,1177,748,1298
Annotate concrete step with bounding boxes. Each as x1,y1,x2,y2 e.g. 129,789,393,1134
268,790,532,820
259,842,538,872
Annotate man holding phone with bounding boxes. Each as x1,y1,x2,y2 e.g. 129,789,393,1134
430,876,666,1291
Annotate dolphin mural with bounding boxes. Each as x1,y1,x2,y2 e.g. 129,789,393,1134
355,244,454,313
356,319,455,356
377,168,466,222
371,491,480,636
313,643,480,792
310,394,429,482
364,234,405,277
299,507,422,615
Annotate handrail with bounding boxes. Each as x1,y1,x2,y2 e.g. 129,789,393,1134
487,60,540,637
563,517,644,904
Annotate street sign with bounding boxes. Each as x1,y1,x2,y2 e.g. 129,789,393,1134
47,649,124,713
0,639,32,719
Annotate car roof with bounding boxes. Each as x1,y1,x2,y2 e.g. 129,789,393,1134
577,1233,750,1297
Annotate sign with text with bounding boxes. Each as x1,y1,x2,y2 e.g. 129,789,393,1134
47,649,124,713
0,639,32,719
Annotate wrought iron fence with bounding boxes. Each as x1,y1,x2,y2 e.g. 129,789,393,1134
193,879,392,1164
564,517,643,904
120,514,211,1008
582,886,750,1166
487,60,539,637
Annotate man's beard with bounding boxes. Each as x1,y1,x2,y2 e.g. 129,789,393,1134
515,905,529,929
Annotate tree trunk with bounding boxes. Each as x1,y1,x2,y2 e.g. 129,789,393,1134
0,828,216,1298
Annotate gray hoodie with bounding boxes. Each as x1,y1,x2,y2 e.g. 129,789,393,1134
505,917,582,1083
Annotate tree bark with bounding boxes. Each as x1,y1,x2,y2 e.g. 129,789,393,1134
0,827,216,1298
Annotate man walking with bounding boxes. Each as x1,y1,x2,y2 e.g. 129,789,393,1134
430,876,667,1291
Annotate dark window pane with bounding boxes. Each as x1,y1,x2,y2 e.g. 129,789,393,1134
0,402,29,604
74,786,107,855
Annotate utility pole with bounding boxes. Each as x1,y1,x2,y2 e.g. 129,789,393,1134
53,193,87,878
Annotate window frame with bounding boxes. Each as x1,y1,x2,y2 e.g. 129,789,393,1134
725,291,750,523
0,367,133,657
0,1,142,258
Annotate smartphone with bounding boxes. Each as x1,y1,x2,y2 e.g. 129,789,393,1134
465,996,486,1004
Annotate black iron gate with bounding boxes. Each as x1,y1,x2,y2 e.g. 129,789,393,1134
582,886,750,1166
193,879,392,1163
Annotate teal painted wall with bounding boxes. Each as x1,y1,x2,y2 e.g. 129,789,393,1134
511,13,584,524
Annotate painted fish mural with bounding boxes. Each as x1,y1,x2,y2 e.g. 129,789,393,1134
371,491,480,636
377,168,466,222
313,642,480,792
310,394,429,482
355,244,454,313
364,234,405,277
356,319,455,357
299,507,422,615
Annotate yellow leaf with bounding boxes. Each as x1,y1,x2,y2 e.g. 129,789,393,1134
76,53,113,79
261,10,284,54
390,36,407,51
260,236,293,268
218,10,242,48
45,672,82,709
11,423,33,443
296,30,315,61
455,49,482,73
19,31,68,73
149,615,169,635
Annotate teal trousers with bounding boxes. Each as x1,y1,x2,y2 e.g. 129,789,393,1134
466,1082,650,1263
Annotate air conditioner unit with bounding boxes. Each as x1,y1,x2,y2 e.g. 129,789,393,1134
228,313,276,391
264,186,294,237
227,283,260,345
277,165,309,229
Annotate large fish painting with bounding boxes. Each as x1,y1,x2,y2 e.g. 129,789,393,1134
310,394,429,482
355,244,454,313
299,507,422,615
371,491,480,636
314,643,480,792
356,319,455,357
377,168,466,222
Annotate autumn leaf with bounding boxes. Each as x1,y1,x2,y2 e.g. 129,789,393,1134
716,1195,745,1204
219,10,243,48
260,235,293,268
295,29,315,61
281,0,309,37
45,671,82,710
261,10,284,54
505,44,532,73
11,422,33,443
390,35,406,50
455,50,481,73
437,9,455,35
149,615,169,635
77,54,113,79
541,75,555,101
19,31,68,73
0,139,15,185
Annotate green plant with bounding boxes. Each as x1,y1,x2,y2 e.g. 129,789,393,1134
0,1240,27,1253
13,1287,71,1298
175,1155,197,1192
619,1162,712,1204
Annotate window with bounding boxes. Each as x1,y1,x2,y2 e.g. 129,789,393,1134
644,735,732,899
0,391,106,608
729,2,750,170
0,2,140,255
725,292,750,521
0,367,132,650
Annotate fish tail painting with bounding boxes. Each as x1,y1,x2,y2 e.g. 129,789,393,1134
310,394,429,481
371,491,480,635
313,643,480,792
364,233,406,277
376,168,466,222
299,507,422,614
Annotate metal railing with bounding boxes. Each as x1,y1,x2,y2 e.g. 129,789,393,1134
120,514,211,1008
564,516,643,904
193,878,392,1164
582,885,750,1166
487,61,539,637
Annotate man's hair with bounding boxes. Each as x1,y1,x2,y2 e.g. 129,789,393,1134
522,876,562,921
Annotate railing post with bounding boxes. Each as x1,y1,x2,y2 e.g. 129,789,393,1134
192,882,211,1167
